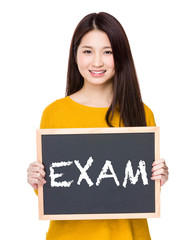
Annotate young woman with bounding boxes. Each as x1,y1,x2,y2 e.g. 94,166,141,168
27,12,168,240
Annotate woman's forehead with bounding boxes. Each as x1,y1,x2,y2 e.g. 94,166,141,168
79,30,112,49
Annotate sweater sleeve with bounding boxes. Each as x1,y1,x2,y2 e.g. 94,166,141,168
34,107,51,196
40,107,51,129
144,104,156,127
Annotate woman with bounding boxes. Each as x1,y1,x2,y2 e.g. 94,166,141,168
27,12,168,240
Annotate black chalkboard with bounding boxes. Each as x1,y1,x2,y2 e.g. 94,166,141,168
37,127,160,220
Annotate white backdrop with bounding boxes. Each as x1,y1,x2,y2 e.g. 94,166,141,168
0,0,195,239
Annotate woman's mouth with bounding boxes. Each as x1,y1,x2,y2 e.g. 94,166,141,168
89,70,106,76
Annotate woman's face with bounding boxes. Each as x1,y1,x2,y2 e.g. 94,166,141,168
76,30,115,87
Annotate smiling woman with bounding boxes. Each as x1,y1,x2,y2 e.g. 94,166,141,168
76,30,115,88
27,12,169,240
66,12,148,124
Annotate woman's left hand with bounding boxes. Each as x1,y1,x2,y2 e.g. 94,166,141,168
151,158,169,186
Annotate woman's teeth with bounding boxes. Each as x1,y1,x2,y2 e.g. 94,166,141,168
90,70,106,74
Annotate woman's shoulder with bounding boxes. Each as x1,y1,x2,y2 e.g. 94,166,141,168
40,97,72,129
143,103,156,127
42,97,70,112
143,103,153,115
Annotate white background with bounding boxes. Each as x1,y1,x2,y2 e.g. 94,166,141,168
0,0,195,239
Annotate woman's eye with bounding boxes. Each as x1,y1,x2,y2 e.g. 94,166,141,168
83,50,91,54
104,51,113,55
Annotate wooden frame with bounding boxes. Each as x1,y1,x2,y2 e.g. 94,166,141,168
37,127,160,220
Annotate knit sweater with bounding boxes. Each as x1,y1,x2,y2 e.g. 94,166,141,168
36,96,156,240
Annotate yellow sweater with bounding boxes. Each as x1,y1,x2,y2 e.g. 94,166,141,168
38,96,156,240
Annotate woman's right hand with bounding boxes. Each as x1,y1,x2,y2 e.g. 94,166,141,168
27,161,46,190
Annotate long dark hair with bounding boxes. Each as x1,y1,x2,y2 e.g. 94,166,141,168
66,12,146,127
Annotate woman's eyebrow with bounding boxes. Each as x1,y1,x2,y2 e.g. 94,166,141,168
103,46,112,49
81,46,93,49
81,46,112,49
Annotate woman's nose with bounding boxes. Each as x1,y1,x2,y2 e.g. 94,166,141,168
92,53,104,67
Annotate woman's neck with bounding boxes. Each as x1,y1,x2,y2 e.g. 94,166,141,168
69,82,113,108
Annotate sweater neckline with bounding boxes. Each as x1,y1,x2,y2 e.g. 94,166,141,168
66,96,109,110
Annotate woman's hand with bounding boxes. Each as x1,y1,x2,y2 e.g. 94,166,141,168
27,161,46,190
151,158,169,186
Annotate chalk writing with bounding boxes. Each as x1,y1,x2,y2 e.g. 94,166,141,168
49,157,149,188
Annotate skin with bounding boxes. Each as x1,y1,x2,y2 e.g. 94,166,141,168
27,30,169,189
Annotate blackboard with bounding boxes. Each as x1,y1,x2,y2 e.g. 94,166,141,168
37,127,160,220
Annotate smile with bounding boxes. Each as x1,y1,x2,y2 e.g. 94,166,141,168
89,70,106,74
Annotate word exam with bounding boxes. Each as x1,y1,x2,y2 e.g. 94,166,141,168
49,156,149,188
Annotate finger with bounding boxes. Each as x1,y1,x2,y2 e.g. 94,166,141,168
151,175,162,180
28,177,44,189
31,161,45,169
28,172,46,184
152,159,165,166
152,163,168,172
28,166,46,177
152,168,167,177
